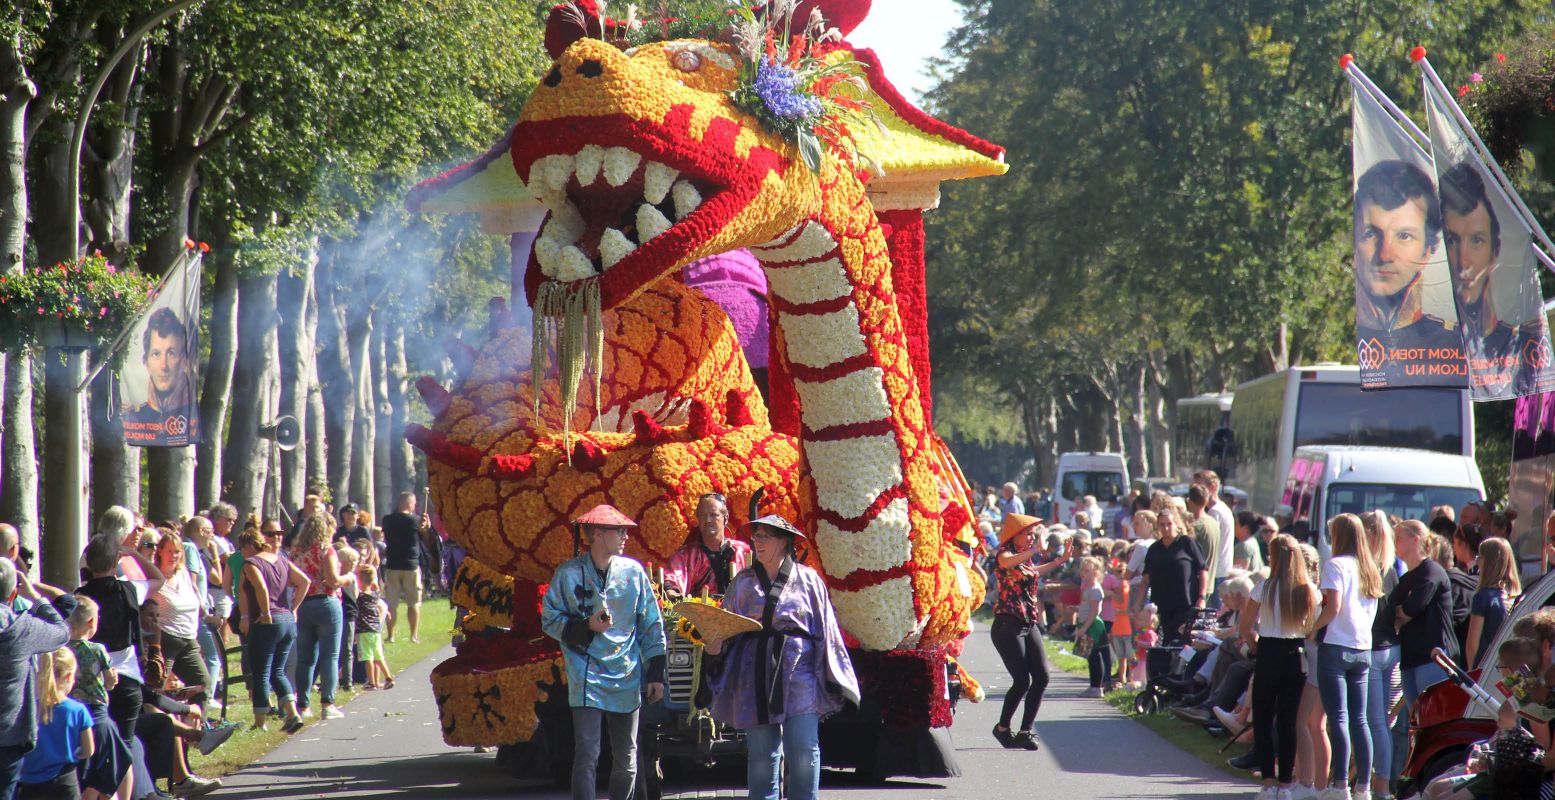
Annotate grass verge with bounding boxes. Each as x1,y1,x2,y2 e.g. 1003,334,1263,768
189,598,456,778
1043,638,1255,783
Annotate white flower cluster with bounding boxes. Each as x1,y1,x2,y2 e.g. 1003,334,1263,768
765,256,851,306
796,366,890,430
803,433,903,519
778,305,867,369
833,575,918,651
753,220,837,263
815,496,911,576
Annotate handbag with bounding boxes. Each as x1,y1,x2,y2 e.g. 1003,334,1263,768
1074,616,1106,658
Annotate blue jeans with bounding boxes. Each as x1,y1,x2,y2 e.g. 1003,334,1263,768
1317,643,1371,788
247,613,297,713
294,595,343,709
571,707,637,800
747,713,820,800
196,619,224,696
1390,661,1449,783
1366,645,1400,785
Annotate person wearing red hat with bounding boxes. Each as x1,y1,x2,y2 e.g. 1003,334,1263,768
990,514,1078,752
703,514,858,800
663,493,752,598
540,504,667,800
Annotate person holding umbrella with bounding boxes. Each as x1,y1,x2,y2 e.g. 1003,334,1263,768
540,504,666,800
704,514,859,800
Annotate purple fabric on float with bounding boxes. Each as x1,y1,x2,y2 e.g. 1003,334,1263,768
683,249,770,369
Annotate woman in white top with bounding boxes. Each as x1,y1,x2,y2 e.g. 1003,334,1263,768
1311,514,1385,800
1240,533,1317,800
153,530,212,706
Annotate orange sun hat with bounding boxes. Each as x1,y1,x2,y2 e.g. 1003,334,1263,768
573,504,639,529
998,513,1045,547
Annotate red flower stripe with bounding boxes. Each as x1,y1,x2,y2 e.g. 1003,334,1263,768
786,352,874,383
850,47,1005,161
826,561,914,592
812,484,908,532
405,124,519,213
406,424,484,473
768,292,853,317
416,376,453,418
802,417,894,442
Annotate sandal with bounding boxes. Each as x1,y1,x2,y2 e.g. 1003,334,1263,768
384,677,396,689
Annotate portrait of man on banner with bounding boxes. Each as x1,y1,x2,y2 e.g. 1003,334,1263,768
1350,81,1465,390
119,257,201,447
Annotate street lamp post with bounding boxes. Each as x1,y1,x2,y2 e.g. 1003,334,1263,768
43,0,203,587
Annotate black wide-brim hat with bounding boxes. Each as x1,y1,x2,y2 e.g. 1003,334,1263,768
749,514,807,541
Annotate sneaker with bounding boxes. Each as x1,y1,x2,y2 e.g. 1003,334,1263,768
991,725,1016,748
1213,706,1242,732
1080,686,1103,698
1227,751,1258,771
1350,791,1371,800
1288,785,1317,800
197,721,239,756
281,715,304,734
1255,789,1277,800
301,706,315,719
321,706,345,720
1012,730,1040,751
170,775,221,797
1276,789,1294,800
1317,788,1350,800
1169,704,1213,724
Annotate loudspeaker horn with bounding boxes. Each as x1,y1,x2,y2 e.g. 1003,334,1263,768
259,415,301,452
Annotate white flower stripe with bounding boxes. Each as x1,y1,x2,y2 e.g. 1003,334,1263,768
815,496,911,576
752,221,836,263
777,305,866,369
795,367,891,431
803,433,902,519
764,256,851,306
832,575,917,651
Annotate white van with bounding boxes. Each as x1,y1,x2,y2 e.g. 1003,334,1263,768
1282,445,1485,553
1054,452,1129,529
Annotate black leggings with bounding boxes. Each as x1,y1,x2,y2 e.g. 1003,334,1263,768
1087,619,1114,689
1252,637,1306,785
991,614,1051,732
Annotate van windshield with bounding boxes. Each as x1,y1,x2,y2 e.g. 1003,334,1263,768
1295,383,1463,454
1061,471,1126,502
1324,483,1482,523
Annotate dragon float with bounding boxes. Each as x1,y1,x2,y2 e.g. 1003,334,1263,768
404,0,1006,771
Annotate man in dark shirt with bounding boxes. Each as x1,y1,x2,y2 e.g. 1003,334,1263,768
1139,509,1207,645
382,491,430,643
334,504,367,545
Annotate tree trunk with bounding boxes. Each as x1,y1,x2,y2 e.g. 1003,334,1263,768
316,250,354,505
276,240,317,515
386,322,412,503
195,256,238,511
371,314,392,520
1125,360,1149,481
1147,360,1173,480
304,274,326,495
223,271,279,520
0,30,39,566
348,305,375,513
89,369,139,518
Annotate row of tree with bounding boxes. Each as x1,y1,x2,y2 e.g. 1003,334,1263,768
0,0,552,573
921,0,1550,490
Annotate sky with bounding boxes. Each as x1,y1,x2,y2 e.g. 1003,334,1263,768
845,0,964,106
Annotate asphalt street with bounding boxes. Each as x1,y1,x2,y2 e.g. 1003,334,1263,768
215,626,1256,799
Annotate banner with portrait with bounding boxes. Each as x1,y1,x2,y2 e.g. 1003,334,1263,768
1421,80,1555,400
118,252,201,447
1350,75,1466,389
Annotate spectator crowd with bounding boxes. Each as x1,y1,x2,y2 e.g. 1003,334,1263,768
0,488,442,800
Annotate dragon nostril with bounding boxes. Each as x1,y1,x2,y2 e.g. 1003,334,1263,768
543,65,562,87
576,60,604,78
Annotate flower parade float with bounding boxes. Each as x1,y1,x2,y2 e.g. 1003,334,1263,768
405,0,1006,784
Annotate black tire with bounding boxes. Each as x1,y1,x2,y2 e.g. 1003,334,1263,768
1134,690,1160,715
1403,745,1467,797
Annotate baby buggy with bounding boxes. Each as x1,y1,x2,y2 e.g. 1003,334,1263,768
1132,608,1219,715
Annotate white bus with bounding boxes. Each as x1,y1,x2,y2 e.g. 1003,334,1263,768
1227,365,1473,514
1173,393,1234,483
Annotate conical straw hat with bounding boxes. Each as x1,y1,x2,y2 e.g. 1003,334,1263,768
673,601,761,647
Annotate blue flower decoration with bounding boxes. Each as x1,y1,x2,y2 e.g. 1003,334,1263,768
752,57,823,121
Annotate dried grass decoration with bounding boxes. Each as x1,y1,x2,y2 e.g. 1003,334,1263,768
531,277,604,451
673,600,761,647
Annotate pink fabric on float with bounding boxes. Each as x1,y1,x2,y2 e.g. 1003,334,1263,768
683,249,770,370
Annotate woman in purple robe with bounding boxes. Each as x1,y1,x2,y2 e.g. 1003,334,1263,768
704,514,859,800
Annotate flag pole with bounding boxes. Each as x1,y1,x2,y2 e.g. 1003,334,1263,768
1342,55,1431,150
1413,47,1555,259
75,250,202,393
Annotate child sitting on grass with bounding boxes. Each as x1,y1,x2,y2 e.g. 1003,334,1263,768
18,648,93,800
355,568,394,690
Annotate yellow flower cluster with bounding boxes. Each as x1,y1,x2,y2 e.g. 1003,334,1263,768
448,556,515,633
431,655,564,746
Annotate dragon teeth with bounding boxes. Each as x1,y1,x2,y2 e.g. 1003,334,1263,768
533,235,562,273
602,147,641,187
671,181,701,221
556,245,595,281
546,201,586,243
636,204,672,243
544,154,574,192
643,161,678,205
599,228,635,269
574,145,604,186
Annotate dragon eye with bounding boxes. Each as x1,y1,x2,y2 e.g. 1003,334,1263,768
671,49,702,72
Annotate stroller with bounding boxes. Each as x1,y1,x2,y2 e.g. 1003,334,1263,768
1132,608,1220,715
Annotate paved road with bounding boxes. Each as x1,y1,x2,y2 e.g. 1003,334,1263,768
215,627,1255,799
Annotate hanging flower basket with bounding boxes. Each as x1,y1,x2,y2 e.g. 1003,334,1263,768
0,253,156,352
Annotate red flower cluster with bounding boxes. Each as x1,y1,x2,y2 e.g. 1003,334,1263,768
849,647,953,729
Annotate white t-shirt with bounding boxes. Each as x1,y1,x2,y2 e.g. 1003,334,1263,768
156,569,203,640
1319,555,1377,649
1207,501,1235,579
1126,539,1154,587
1256,581,1314,639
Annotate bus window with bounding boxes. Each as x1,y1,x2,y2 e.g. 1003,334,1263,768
1294,384,1463,455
